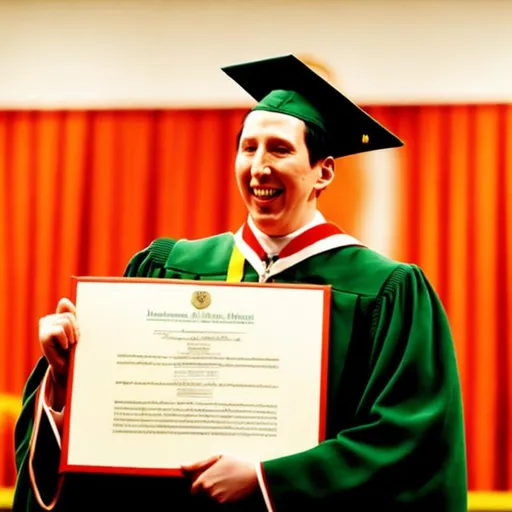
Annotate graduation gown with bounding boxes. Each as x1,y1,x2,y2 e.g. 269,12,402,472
12,229,467,511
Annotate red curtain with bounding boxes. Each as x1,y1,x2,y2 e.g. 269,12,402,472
0,105,510,493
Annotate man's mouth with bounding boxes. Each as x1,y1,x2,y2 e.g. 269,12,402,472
251,187,284,200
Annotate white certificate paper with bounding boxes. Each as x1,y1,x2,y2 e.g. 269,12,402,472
61,277,331,476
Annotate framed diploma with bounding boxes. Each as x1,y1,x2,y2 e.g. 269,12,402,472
60,277,331,476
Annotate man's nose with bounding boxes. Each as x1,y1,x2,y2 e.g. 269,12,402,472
251,165,271,178
250,154,271,177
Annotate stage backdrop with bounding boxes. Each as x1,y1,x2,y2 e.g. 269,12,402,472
0,105,511,496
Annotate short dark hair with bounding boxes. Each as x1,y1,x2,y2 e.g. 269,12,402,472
304,123,331,166
236,111,332,166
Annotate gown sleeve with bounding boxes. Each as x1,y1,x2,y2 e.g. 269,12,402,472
13,356,66,511
260,264,467,511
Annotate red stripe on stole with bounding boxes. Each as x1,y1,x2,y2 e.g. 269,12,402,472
242,222,344,260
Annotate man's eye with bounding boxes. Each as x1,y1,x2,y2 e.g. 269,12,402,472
274,146,290,154
243,146,256,152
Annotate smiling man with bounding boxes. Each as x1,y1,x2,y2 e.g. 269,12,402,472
235,107,335,237
14,55,467,511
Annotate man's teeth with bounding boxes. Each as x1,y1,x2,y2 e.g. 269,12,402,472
253,188,280,198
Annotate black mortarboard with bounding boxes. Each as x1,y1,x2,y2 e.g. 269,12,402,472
221,54,404,159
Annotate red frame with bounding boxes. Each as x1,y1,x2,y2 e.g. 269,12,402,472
59,276,331,476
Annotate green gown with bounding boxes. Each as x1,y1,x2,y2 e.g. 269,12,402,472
13,231,467,511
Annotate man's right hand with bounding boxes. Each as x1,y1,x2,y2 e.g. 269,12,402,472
39,297,79,410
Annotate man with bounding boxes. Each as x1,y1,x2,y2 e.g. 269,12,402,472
13,55,467,511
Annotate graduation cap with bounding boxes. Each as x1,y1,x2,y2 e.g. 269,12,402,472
221,54,404,159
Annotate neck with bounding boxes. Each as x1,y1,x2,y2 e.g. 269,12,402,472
252,211,319,238
248,211,325,257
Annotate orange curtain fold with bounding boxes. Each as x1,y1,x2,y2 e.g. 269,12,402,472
0,105,510,492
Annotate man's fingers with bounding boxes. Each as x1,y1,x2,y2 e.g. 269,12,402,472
41,323,69,351
58,299,80,342
190,474,202,494
53,297,80,343
45,330,70,378
181,455,221,475
190,471,211,495
53,314,78,345
56,297,76,316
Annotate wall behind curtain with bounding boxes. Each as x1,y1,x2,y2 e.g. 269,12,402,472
0,105,510,493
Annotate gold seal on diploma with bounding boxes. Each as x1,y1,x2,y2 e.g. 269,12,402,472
191,290,211,310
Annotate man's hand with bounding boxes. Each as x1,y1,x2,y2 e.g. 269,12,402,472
181,455,258,504
39,297,79,409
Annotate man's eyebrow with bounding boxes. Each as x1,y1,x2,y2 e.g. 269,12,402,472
239,133,295,145
238,136,255,147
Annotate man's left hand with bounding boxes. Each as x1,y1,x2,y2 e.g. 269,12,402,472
181,455,258,504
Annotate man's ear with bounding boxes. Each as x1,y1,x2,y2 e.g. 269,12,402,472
313,156,335,193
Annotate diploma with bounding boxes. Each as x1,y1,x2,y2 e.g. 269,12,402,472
60,277,331,476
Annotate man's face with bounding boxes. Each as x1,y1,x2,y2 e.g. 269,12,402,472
235,110,333,236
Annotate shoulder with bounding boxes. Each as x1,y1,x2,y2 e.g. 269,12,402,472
124,232,235,278
168,232,235,273
321,245,430,299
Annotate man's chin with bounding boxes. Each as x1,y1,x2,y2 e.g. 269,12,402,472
250,214,287,236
